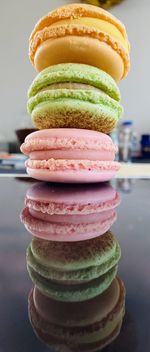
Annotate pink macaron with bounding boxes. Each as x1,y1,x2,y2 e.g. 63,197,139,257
20,129,120,183
21,183,120,242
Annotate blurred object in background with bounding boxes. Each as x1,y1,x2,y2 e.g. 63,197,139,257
81,0,125,9
111,128,119,161
131,131,141,158
111,123,142,162
118,121,133,162
16,128,37,146
0,133,9,153
0,153,26,172
16,111,37,146
141,135,150,158
116,178,135,194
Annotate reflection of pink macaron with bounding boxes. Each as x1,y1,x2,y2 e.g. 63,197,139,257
21,183,120,242
20,129,120,183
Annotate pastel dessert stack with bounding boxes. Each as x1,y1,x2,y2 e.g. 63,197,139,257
20,3,130,350
20,2,130,183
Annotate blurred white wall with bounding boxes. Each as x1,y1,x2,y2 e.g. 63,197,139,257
0,0,149,141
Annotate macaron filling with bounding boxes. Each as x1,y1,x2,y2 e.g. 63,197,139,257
40,82,107,94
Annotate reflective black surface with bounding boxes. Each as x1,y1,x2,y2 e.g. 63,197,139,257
0,177,150,351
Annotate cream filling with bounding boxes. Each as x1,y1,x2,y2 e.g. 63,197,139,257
40,82,108,97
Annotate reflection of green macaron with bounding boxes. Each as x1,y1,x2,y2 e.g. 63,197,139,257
27,231,121,302
28,277,125,352
27,63,123,133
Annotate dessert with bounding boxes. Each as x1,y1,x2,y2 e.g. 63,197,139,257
20,128,120,183
27,63,122,132
21,182,120,241
26,231,121,301
29,3,130,81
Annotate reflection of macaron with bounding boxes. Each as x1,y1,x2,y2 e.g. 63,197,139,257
21,183,120,241
21,206,116,242
20,129,120,183
28,277,125,351
25,182,120,216
26,231,121,301
27,64,123,132
29,3,130,81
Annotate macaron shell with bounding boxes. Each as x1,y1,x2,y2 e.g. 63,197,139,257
24,127,115,142
32,277,121,326
26,167,119,183
30,321,123,352
21,206,117,241
27,240,121,282
34,35,125,81
28,149,115,162
29,208,113,223
29,4,128,44
27,265,118,302
28,90,122,133
25,182,121,215
21,128,117,158
30,230,119,271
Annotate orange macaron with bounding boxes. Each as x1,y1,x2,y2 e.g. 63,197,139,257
29,3,130,81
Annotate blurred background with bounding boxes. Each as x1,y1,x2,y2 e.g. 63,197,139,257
0,0,150,169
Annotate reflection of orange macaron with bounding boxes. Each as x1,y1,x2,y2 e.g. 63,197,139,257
28,277,125,351
29,3,130,81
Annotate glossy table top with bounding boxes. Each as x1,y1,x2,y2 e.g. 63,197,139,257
0,176,150,352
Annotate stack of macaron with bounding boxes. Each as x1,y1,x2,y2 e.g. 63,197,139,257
20,3,130,350
20,2,130,183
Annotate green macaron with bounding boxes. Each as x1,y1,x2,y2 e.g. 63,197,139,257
27,63,123,133
27,231,121,302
